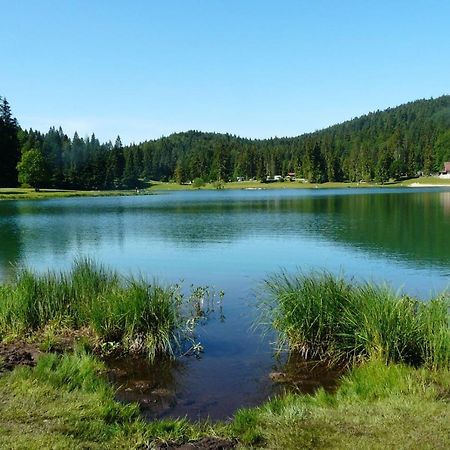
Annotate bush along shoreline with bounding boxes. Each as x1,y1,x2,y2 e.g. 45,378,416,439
0,259,221,361
0,269,449,449
260,271,449,369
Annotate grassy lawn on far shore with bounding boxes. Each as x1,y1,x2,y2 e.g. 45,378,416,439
0,188,146,201
148,176,450,191
148,180,384,191
1,177,449,201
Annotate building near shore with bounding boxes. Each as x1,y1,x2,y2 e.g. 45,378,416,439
439,162,450,179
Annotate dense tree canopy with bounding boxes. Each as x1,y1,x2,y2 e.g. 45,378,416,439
0,97,20,186
2,95,450,189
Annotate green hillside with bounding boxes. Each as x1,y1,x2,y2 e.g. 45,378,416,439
2,95,450,189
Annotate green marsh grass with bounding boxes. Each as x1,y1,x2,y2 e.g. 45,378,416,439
0,259,202,360
261,271,450,369
0,350,218,449
230,359,450,448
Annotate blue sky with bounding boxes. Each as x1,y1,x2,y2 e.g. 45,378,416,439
1,1,449,144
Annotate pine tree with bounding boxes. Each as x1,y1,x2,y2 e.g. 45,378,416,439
0,97,20,186
304,142,326,183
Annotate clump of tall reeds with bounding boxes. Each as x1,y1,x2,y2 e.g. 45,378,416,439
0,259,211,360
261,271,449,369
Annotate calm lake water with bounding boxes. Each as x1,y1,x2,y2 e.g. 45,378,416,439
0,188,449,419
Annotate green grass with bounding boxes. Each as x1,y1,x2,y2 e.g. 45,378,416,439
0,350,217,449
2,177,448,200
230,360,450,449
400,176,450,186
0,259,204,360
148,180,378,191
0,352,448,449
1,267,449,448
260,272,450,369
148,177,450,191
0,187,145,201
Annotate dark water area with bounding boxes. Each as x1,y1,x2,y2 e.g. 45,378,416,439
0,188,449,419
106,353,342,421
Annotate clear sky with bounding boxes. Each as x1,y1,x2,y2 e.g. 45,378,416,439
1,1,449,144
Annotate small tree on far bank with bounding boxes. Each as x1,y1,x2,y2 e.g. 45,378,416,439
17,148,46,191
192,177,205,189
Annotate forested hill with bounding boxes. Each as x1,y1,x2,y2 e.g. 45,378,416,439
1,95,450,189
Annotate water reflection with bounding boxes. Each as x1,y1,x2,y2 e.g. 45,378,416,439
0,189,449,277
0,202,23,280
106,352,342,421
441,191,450,216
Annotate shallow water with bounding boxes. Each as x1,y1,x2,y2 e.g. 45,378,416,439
106,353,342,421
0,188,449,419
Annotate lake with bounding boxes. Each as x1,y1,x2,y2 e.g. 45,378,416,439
0,187,449,419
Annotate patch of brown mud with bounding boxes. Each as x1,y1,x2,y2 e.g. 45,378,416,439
0,342,41,373
155,437,235,450
106,356,180,417
0,327,96,373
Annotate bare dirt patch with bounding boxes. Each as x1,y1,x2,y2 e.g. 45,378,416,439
0,342,41,373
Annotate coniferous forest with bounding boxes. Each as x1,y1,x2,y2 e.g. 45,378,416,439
1,95,450,189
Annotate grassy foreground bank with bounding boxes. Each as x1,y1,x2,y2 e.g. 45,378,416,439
0,271,449,448
0,352,448,449
0,349,220,449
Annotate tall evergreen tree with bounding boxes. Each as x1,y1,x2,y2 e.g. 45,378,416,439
0,97,20,186
304,142,327,183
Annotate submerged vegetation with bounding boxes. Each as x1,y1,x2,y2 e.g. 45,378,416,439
0,259,217,360
261,272,449,369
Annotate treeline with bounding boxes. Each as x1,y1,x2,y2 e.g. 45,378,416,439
1,95,450,189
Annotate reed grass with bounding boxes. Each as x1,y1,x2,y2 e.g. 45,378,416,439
261,271,450,369
0,259,199,360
